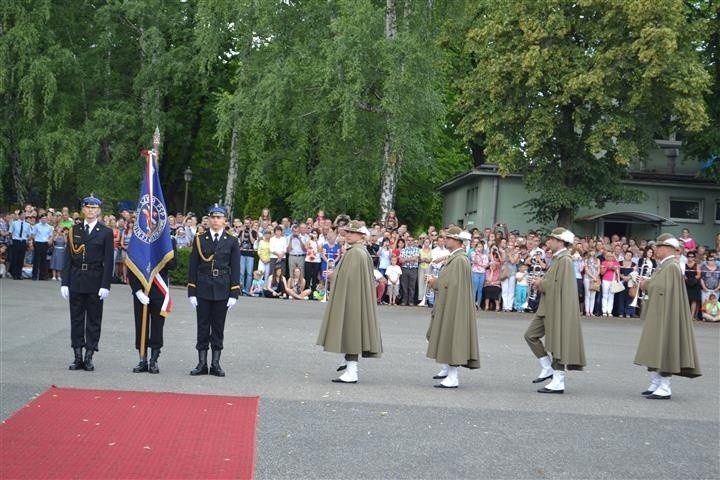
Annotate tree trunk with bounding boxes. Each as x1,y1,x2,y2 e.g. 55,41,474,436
556,207,574,229
11,147,27,206
224,126,239,217
380,0,399,222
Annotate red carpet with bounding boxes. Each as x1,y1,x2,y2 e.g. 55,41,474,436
0,386,258,479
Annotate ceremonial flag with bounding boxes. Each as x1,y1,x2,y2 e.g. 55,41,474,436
125,150,174,316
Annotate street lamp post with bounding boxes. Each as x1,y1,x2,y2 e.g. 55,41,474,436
183,166,193,215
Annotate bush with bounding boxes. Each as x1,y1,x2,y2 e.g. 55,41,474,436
169,247,191,286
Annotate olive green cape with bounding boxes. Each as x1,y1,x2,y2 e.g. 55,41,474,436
426,248,480,369
634,257,701,378
535,249,586,370
316,244,382,357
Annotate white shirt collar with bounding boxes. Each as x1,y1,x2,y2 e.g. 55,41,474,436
450,247,465,256
659,255,674,265
84,220,97,231
210,229,224,238
555,247,568,256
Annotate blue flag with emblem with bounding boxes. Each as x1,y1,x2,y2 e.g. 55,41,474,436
125,150,174,315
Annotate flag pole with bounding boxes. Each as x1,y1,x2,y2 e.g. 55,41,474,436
140,303,149,359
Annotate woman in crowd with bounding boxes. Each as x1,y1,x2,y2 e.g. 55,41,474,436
571,247,584,313
470,241,489,310
600,252,620,316
700,250,719,304
287,267,312,300
304,230,322,294
684,251,702,319
500,243,519,312
417,236,433,307
377,238,392,278
50,226,67,281
702,293,720,322
616,251,637,318
174,226,190,248
582,250,600,316
483,251,502,311
264,266,288,299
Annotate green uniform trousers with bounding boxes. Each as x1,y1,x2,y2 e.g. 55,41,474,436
524,315,564,370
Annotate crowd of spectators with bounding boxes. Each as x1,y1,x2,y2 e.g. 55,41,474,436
2,203,719,322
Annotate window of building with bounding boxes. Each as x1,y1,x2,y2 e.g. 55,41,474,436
669,198,703,223
465,187,478,215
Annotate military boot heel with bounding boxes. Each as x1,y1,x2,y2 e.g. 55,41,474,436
148,349,160,374
190,350,208,376
83,350,95,371
68,348,84,371
209,350,225,377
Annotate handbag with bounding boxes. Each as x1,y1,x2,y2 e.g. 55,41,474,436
610,272,625,294
590,279,600,292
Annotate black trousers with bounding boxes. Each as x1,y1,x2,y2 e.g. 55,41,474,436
10,240,26,278
304,262,320,292
69,291,104,351
196,298,228,351
133,297,165,351
32,242,49,279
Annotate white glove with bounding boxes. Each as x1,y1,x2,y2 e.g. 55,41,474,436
60,286,69,300
189,296,198,308
98,288,110,301
135,290,150,305
226,298,237,309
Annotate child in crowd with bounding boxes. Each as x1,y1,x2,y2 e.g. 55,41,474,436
385,255,402,306
248,270,265,297
702,293,719,322
514,262,529,312
313,282,326,301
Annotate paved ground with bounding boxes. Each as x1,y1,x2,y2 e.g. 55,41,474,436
1,278,718,479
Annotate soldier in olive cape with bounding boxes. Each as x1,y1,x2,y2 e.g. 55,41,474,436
634,233,701,400
524,227,586,394
425,226,479,388
316,220,382,383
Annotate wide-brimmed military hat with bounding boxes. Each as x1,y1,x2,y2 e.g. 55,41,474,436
207,204,227,217
548,227,575,244
342,220,366,234
655,233,680,249
82,195,102,207
445,226,471,241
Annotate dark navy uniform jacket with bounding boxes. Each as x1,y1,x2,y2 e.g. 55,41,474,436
187,228,241,301
62,222,115,293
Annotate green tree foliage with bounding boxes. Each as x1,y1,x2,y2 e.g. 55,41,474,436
456,0,711,226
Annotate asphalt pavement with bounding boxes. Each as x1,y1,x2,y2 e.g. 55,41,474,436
1,278,718,479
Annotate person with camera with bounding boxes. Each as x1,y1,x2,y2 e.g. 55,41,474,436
238,216,258,295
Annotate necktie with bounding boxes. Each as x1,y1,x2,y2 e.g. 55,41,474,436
213,233,219,243
19,222,23,238
85,224,90,234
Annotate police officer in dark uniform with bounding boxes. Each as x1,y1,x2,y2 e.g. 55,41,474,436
187,205,241,377
128,238,177,374
60,195,114,371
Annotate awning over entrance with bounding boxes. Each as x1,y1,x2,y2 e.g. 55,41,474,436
575,211,678,226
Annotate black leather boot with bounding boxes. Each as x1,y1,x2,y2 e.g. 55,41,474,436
83,350,95,371
209,349,225,377
69,348,84,371
132,356,148,373
190,350,208,376
148,349,160,374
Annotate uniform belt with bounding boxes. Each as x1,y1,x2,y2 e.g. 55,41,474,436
290,254,305,257
72,261,103,271
198,266,229,277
